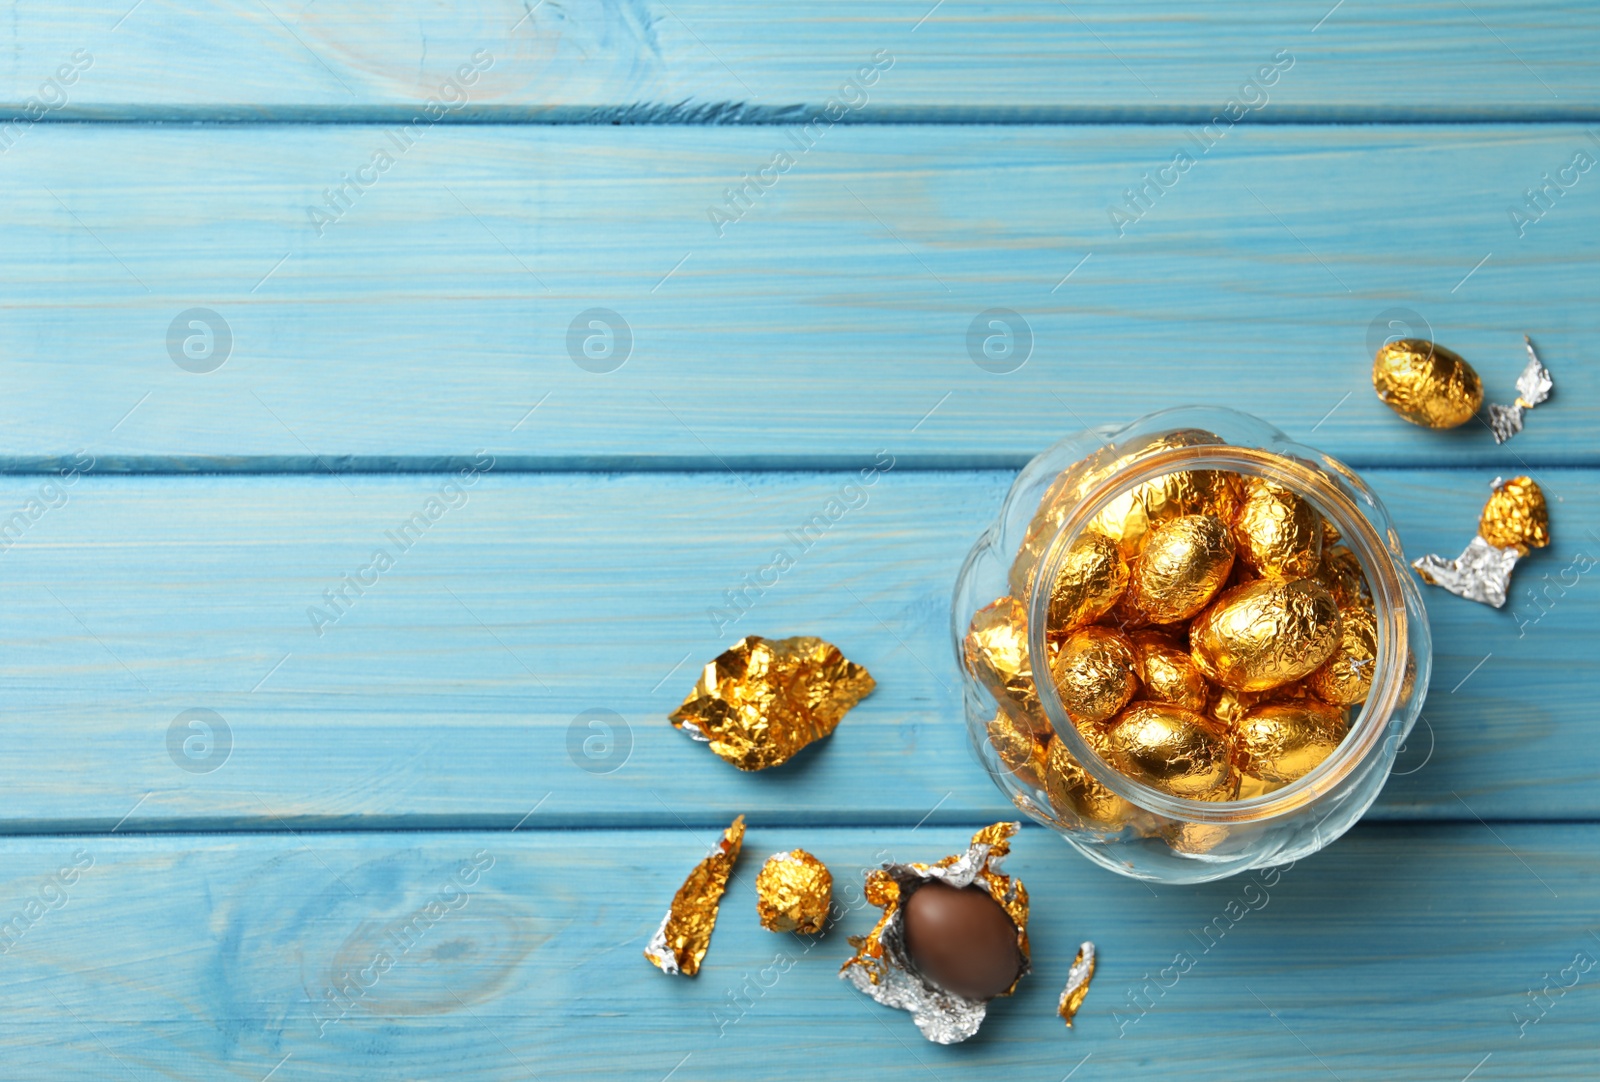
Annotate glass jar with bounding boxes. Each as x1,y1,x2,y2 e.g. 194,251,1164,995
952,406,1431,883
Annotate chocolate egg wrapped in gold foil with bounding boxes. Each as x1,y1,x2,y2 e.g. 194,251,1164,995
964,597,1050,735
1317,545,1370,607
987,710,1049,788
1103,701,1234,798
1049,626,1138,726
1046,532,1129,632
1129,630,1209,713
755,850,833,934
1190,579,1342,692
1235,699,1349,785
1232,479,1323,579
1088,468,1242,562
1307,604,1379,705
1209,683,1305,729
1044,728,1135,828
1372,339,1483,429
1130,514,1235,622
1478,475,1550,553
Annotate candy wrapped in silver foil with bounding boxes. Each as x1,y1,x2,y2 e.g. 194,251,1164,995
1412,476,1550,608
1486,337,1553,444
839,822,1029,1044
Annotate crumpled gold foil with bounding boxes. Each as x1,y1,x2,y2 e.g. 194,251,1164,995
1307,604,1378,705
1190,579,1342,692
1046,532,1129,632
755,849,833,934
1103,701,1233,798
1372,338,1483,429
1232,479,1324,579
1130,514,1236,622
964,597,1050,734
840,822,1030,1044
988,709,1049,788
669,636,875,770
1235,699,1348,785
1129,630,1209,713
1050,626,1138,727
644,815,745,977
1044,727,1136,829
1413,475,1551,607
1058,941,1097,1027
1317,544,1370,608
1087,466,1242,562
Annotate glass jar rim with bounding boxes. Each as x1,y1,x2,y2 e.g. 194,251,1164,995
1027,442,1414,826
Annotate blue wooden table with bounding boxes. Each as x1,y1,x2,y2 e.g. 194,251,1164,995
0,2,1596,1078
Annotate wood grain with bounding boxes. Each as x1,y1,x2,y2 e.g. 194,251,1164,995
0,824,1592,1079
0,1,1594,119
0,125,1594,471
0,468,1589,832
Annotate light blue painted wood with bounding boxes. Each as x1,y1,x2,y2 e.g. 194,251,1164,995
0,125,1594,470
0,468,1589,831
0,824,1591,1079
0,1,1595,119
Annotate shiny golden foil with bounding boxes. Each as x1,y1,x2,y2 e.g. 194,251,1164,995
840,822,1030,1044
1044,728,1136,828
1236,699,1349,785
1087,467,1242,562
1190,579,1342,692
644,815,745,976
1210,683,1305,729
1129,630,1209,713
1236,773,1277,800
1317,545,1370,608
1232,479,1324,579
671,636,876,770
1308,604,1379,705
988,710,1049,788
1479,475,1551,553
1046,532,1129,633
1050,626,1138,726
1103,701,1234,798
1130,514,1235,622
1165,821,1232,855
1372,338,1484,429
1058,941,1097,1028
964,597,1051,735
756,849,833,935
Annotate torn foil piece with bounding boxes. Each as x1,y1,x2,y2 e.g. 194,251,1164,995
839,822,1030,1044
1058,941,1097,1028
669,636,875,771
645,815,745,977
1411,476,1550,608
1486,337,1553,444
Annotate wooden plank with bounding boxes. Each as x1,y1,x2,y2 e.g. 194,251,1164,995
0,823,1594,1079
0,124,1595,471
1,2,1595,119
0,468,1591,832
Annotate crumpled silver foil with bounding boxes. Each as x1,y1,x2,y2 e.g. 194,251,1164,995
1412,536,1522,608
1487,337,1553,444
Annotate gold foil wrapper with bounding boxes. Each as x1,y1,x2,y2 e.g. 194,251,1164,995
670,636,875,770
1372,338,1483,429
1317,544,1370,608
1211,683,1305,729
1058,941,1097,1027
840,822,1030,1044
1104,701,1234,798
1044,728,1136,829
1232,479,1324,579
755,849,833,935
644,815,745,977
1130,513,1235,622
1190,579,1342,692
1129,630,1209,713
988,710,1049,788
1046,532,1129,632
1307,604,1378,705
1050,626,1138,727
1088,466,1242,562
1413,476,1551,607
1236,700,1349,785
1479,475,1550,553
965,597,1051,735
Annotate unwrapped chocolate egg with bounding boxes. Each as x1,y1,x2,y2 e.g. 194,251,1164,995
987,710,1049,788
1046,532,1129,631
1044,728,1135,828
1232,479,1323,578
1103,701,1234,798
1129,630,1209,713
1235,699,1349,784
1307,604,1379,705
1478,475,1550,553
1049,627,1138,726
1130,514,1236,622
1372,339,1483,429
964,597,1050,734
1190,579,1342,692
